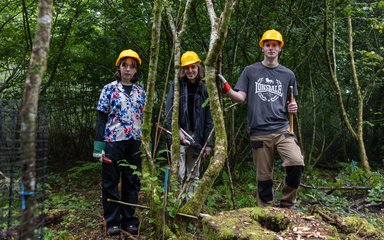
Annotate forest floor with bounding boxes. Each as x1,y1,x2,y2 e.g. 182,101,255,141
41,161,384,239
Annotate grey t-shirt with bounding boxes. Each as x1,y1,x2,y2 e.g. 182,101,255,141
235,62,298,135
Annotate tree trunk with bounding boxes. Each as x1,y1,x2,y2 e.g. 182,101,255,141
180,0,237,216
142,0,163,185
346,15,369,172
140,0,164,236
19,0,53,238
40,3,82,96
323,0,370,172
164,0,193,198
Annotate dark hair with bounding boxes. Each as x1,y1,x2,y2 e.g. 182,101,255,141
177,62,205,82
113,57,140,83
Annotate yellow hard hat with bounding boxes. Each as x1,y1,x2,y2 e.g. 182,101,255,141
115,49,142,66
180,51,201,67
258,29,284,48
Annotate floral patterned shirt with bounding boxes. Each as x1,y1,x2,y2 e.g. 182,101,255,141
96,80,146,142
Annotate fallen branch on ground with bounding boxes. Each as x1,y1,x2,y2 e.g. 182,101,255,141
356,202,383,211
300,183,371,191
309,205,347,231
107,198,211,219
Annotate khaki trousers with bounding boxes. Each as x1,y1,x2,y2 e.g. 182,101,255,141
250,130,304,207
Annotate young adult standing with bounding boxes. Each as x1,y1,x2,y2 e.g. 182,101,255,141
219,29,304,209
165,51,214,201
93,49,146,236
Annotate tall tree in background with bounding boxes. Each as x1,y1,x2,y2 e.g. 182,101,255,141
324,0,370,171
19,0,53,238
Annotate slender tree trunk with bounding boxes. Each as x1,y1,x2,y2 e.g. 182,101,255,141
323,0,370,172
142,0,163,184
40,4,82,96
180,0,237,216
140,0,164,235
308,67,316,166
20,0,53,238
164,0,193,194
346,15,369,171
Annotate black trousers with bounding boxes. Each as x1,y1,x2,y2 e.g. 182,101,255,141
102,139,141,228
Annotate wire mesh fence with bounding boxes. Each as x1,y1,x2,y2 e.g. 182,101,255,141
0,100,49,239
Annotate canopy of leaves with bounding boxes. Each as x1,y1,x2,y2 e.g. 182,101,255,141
0,0,383,175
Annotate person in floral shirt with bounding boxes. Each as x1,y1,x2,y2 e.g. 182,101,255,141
93,49,146,236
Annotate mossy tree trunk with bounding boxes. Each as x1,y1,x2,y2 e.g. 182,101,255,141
323,0,370,172
164,0,194,196
141,0,164,233
142,0,163,193
346,15,369,172
180,0,237,216
19,0,53,238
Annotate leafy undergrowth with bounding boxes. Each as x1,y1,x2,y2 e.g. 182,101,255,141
43,160,384,239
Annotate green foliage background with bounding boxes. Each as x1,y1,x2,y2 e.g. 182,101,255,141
0,1,383,172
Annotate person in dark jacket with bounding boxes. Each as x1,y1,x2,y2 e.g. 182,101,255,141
93,49,145,236
165,51,214,201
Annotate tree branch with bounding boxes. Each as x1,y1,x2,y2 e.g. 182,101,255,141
300,183,371,191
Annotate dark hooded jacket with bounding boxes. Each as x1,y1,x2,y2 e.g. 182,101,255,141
165,77,214,156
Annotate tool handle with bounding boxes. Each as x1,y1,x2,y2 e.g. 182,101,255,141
180,128,194,142
289,86,295,134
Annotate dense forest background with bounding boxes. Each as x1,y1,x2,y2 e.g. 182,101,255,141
1,0,384,238
1,0,383,171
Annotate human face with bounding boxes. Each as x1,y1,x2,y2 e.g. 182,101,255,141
262,40,281,59
183,63,199,83
119,57,137,83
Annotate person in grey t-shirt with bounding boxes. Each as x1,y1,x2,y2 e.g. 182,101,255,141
219,29,304,209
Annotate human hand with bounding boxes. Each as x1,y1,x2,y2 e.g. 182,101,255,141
179,129,187,144
218,74,231,94
287,101,297,113
203,146,212,158
95,150,113,164
93,141,112,164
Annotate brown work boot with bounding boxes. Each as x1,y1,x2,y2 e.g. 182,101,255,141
279,203,298,210
257,197,273,208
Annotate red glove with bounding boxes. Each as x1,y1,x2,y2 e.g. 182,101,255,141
223,82,231,94
218,74,232,94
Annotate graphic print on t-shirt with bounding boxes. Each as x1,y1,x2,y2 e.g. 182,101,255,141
254,77,283,102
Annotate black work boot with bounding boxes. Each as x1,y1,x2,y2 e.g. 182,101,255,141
107,225,120,236
122,225,138,235
257,180,274,207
